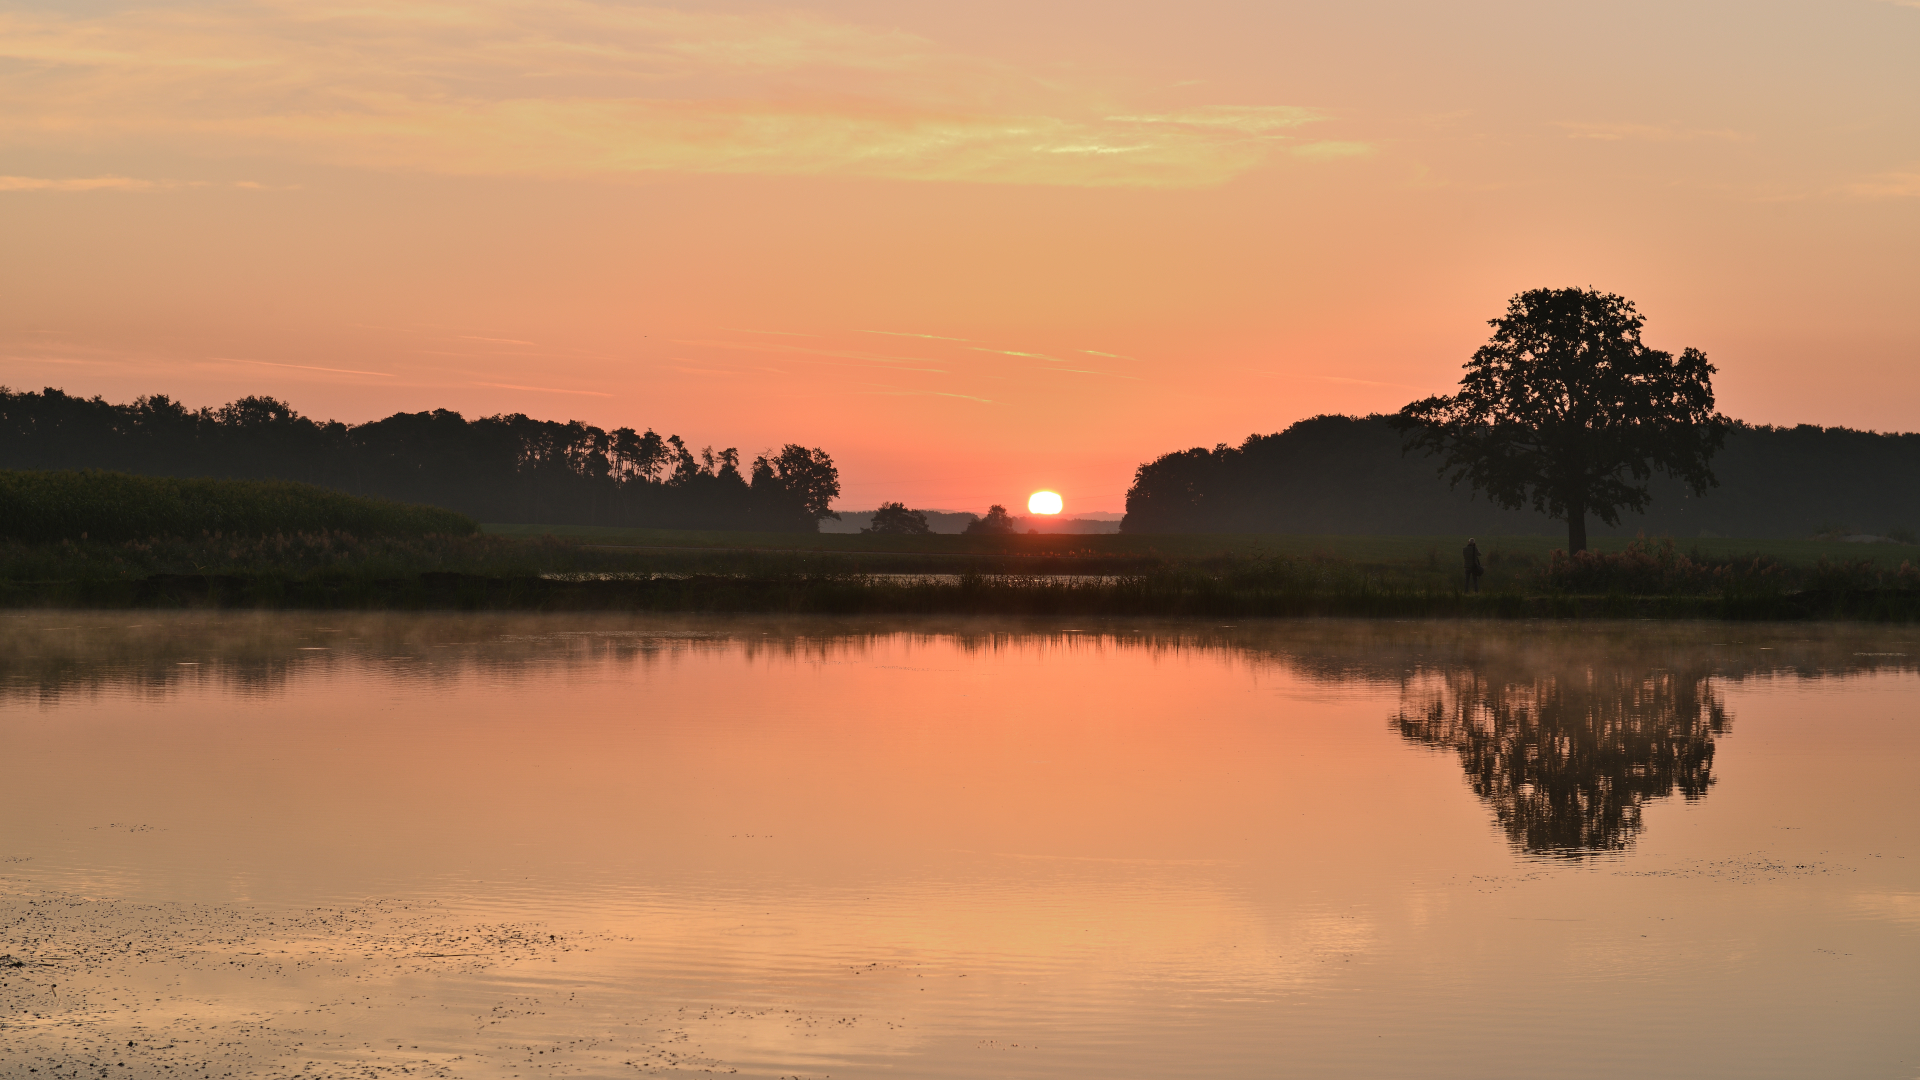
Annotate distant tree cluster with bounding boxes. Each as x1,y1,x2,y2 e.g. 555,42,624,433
964,504,1020,535
0,388,839,531
862,502,932,535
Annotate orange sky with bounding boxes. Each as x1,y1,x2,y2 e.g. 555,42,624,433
4,0,1917,512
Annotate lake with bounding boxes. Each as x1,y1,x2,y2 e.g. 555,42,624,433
4,613,1916,1078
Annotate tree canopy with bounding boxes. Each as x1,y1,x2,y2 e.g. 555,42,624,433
1389,288,1727,552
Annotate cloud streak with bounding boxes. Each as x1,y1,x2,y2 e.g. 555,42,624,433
473,381,612,396
1841,167,1920,199
858,330,973,342
971,346,1067,362
0,1,1361,188
1557,122,1751,144
219,357,393,377
0,175,163,192
860,388,992,403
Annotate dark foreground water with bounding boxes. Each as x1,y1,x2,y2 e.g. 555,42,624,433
3,613,1916,1079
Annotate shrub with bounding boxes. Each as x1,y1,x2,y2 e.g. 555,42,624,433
1543,537,1729,594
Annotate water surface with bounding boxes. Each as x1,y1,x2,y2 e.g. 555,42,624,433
4,613,1916,1078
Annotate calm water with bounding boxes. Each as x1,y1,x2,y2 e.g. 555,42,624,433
3,613,1917,1078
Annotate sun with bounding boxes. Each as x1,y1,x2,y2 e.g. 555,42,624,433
1027,491,1063,515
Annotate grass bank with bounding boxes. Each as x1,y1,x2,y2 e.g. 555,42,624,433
6,569,1913,622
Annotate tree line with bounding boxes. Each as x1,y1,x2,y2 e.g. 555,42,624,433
1123,413,1920,540
1126,289,1920,544
0,388,840,531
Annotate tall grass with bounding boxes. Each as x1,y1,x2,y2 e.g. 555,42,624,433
0,470,477,542
1542,535,1920,596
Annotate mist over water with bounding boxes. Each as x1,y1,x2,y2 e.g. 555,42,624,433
4,613,1917,1078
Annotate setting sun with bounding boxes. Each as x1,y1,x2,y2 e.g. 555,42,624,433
1028,491,1063,515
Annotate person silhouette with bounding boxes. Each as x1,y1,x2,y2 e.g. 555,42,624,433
1463,537,1484,593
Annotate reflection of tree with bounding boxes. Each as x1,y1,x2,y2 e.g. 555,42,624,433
1395,666,1729,856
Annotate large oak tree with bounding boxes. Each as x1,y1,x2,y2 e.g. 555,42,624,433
1390,288,1726,552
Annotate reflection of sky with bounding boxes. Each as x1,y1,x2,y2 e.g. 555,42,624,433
4,613,1919,1077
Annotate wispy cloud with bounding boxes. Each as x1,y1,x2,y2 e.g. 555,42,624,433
473,381,611,396
860,387,992,403
0,175,162,192
1840,167,1920,199
1288,141,1372,160
1108,105,1318,133
1315,374,1430,392
218,357,393,377
681,338,950,373
0,174,284,191
1080,348,1136,360
1557,122,1751,143
858,329,972,342
1041,367,1136,379
0,1,1359,188
667,364,745,377
971,346,1066,362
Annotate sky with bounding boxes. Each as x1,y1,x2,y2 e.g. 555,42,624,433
3,0,1917,513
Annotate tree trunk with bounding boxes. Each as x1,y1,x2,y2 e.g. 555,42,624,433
1567,502,1589,554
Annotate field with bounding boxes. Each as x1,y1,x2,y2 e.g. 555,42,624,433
0,519,1914,619
0,470,478,543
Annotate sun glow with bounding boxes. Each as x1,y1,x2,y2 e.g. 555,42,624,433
1028,491,1063,515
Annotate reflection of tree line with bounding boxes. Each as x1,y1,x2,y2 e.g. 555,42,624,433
0,616,952,705
1395,665,1728,856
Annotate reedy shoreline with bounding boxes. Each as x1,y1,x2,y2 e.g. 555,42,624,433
4,569,1916,622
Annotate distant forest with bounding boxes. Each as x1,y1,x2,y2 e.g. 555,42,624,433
1122,414,1920,540
0,388,839,531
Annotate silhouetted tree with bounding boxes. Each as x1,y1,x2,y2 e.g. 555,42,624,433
1390,288,1727,552
965,504,1018,534
749,444,841,531
863,501,931,535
